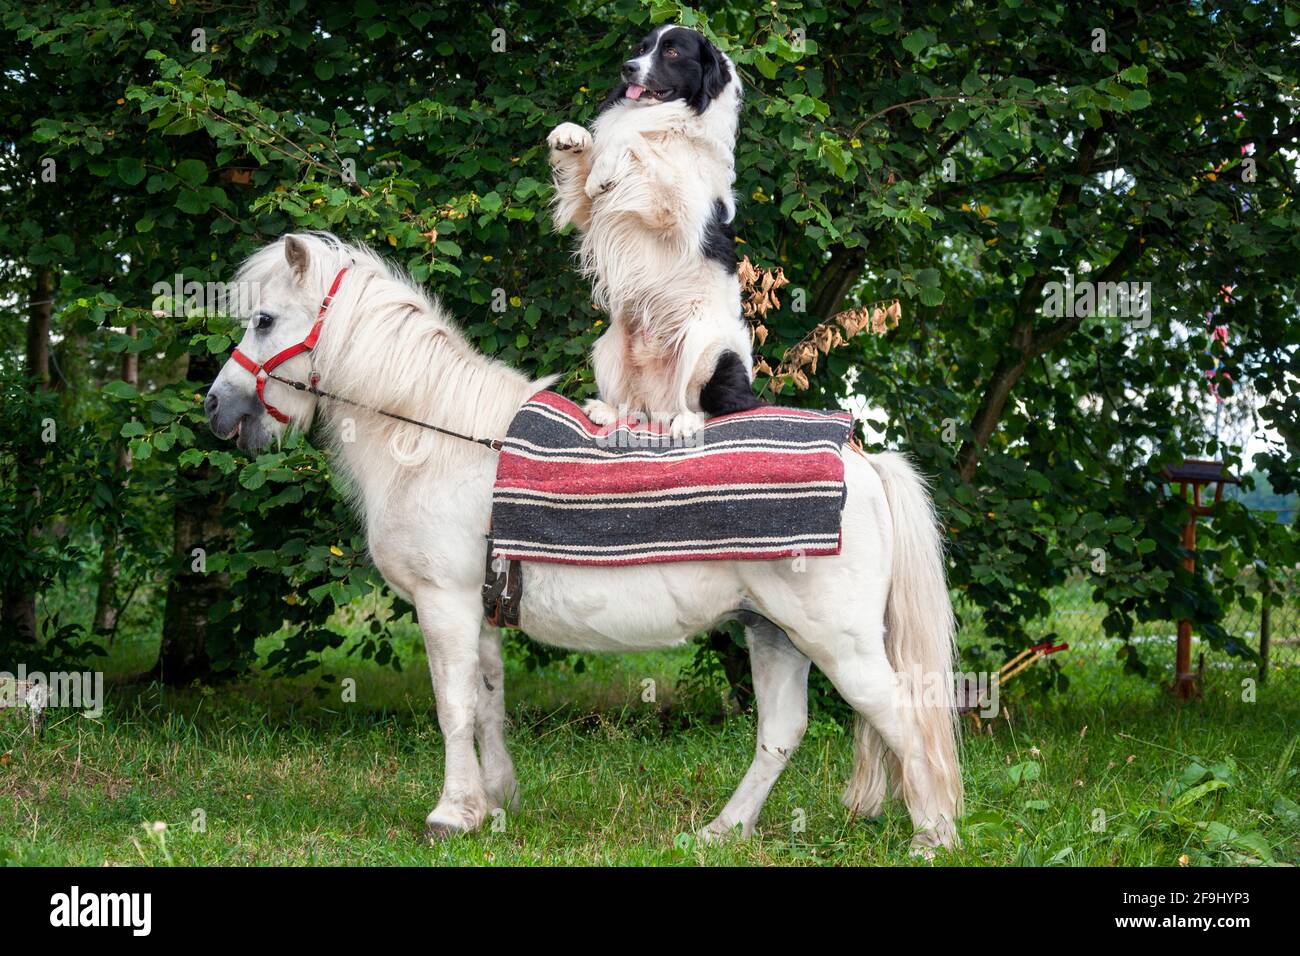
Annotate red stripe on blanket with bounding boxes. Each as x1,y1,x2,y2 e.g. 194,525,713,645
495,449,845,496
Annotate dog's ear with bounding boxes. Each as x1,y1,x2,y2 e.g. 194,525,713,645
690,38,731,113
596,83,629,115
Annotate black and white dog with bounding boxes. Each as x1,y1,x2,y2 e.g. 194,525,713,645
548,26,760,437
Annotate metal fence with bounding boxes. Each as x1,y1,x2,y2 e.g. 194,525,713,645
955,570,1300,682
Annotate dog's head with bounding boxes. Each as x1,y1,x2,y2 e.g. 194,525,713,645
607,26,734,114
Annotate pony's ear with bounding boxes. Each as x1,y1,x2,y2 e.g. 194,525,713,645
284,235,310,282
690,39,731,113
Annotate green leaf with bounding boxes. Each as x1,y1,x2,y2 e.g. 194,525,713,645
901,31,931,57
1125,89,1152,110
117,157,146,186
239,466,267,491
103,380,139,400
917,286,945,307
1171,778,1229,811
173,159,207,186
1008,761,1041,785
175,190,210,214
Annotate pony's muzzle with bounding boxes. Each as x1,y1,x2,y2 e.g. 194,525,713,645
204,382,265,447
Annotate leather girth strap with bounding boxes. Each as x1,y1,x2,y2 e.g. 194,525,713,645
482,534,522,628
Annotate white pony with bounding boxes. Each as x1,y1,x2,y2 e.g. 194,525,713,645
203,233,963,851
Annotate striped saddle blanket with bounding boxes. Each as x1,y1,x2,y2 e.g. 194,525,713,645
489,391,853,566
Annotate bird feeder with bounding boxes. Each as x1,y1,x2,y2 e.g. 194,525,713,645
1157,459,1238,699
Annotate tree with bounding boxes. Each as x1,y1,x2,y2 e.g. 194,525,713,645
1,0,1296,683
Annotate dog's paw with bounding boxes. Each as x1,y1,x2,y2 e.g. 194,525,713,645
584,148,626,198
583,399,620,427
668,411,707,440
584,169,616,198
547,122,592,155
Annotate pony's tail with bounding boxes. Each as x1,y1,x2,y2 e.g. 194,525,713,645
860,452,963,844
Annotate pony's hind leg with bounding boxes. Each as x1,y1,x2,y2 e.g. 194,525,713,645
414,587,491,839
476,621,518,813
811,635,960,852
700,619,810,842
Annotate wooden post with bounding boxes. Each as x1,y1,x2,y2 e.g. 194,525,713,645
1172,482,1202,699
1259,598,1271,685
1160,463,1238,699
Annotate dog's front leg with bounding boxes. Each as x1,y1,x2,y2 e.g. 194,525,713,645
584,135,637,198
584,321,636,427
415,587,491,839
633,152,688,233
548,122,595,231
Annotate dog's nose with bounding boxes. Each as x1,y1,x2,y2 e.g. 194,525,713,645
621,61,638,81
204,391,220,418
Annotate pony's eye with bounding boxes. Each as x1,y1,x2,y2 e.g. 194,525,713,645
252,311,275,332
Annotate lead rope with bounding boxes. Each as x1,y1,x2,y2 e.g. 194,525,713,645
263,370,504,452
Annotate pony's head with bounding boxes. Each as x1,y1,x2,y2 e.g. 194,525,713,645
205,234,347,453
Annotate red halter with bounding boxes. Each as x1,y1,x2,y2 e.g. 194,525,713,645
230,267,349,423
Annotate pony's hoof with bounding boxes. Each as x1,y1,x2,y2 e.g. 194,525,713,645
488,783,520,815
908,824,957,858
907,841,937,861
697,819,746,845
424,820,466,843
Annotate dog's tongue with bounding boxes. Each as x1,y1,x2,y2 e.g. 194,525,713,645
626,84,645,100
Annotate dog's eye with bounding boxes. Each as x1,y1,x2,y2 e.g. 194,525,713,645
252,311,275,332
663,46,678,58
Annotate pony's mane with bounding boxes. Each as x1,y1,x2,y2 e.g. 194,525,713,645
236,232,547,475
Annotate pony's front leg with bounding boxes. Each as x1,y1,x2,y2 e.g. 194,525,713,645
415,588,491,839
700,620,810,842
476,621,518,813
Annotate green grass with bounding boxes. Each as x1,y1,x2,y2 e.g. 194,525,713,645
3,622,1298,866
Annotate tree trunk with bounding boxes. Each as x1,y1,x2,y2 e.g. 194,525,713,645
2,270,53,645
953,129,1145,483
153,458,230,684
25,270,52,386
808,245,868,321
152,352,230,685
93,325,138,637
